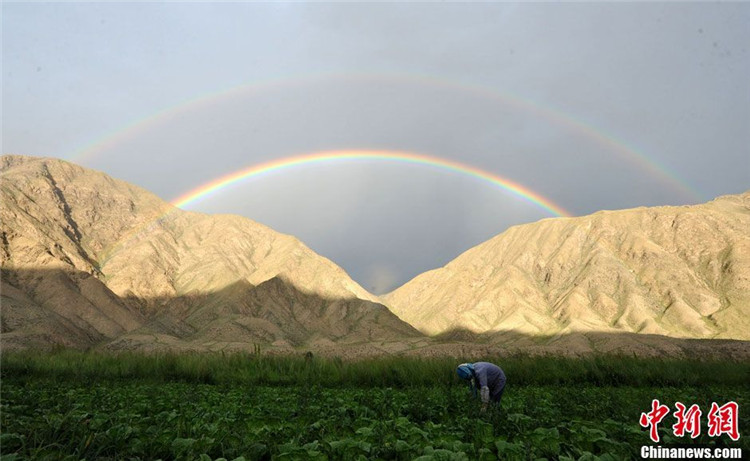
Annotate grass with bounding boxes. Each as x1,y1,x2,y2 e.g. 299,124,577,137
2,350,748,387
2,351,747,460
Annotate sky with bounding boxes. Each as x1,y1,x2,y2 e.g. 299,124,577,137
3,1,749,294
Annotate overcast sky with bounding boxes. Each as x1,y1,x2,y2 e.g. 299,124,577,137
3,2,749,294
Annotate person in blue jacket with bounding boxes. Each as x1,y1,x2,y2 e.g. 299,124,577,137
456,362,506,411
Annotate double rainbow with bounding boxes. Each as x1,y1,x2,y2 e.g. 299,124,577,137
68,73,703,203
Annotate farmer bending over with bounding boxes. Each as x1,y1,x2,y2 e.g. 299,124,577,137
456,362,506,411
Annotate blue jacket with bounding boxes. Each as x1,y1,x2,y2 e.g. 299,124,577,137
473,362,507,403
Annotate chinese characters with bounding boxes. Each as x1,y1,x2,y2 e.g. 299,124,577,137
640,400,740,443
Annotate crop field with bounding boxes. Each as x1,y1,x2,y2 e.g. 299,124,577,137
1,352,748,460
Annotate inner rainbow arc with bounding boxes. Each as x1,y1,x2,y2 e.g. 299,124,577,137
171,150,572,218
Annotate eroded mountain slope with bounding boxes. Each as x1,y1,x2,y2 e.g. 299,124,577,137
1,155,420,350
384,191,750,340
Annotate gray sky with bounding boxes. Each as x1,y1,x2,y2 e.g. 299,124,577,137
3,2,749,294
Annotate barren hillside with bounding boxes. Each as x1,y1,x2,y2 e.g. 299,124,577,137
384,191,750,341
0,155,420,351
3,155,748,356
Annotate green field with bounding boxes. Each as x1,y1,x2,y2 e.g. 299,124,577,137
1,352,748,460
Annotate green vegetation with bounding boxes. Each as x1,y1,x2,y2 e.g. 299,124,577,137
1,352,748,460
3,350,749,387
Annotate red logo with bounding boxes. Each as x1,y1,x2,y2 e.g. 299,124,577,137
640,399,671,443
672,402,702,439
640,400,740,442
707,401,740,441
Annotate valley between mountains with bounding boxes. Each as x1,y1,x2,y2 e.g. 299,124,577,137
1,155,748,357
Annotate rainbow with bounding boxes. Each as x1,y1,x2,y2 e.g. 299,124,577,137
171,150,571,216
67,72,703,202
97,150,570,265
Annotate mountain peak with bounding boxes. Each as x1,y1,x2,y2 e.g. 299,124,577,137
1,155,420,352
384,191,750,341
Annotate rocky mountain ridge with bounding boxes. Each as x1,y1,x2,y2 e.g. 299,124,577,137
2,154,748,357
0,155,420,352
384,191,750,342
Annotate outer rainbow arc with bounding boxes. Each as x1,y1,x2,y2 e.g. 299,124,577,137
68,72,702,203
171,150,572,217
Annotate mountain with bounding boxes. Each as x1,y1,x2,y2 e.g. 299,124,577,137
383,191,750,344
0,155,421,352
3,154,748,357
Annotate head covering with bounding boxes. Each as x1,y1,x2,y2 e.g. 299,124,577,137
456,363,475,380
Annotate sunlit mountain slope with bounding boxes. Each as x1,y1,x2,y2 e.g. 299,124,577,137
384,191,750,341
0,155,420,351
